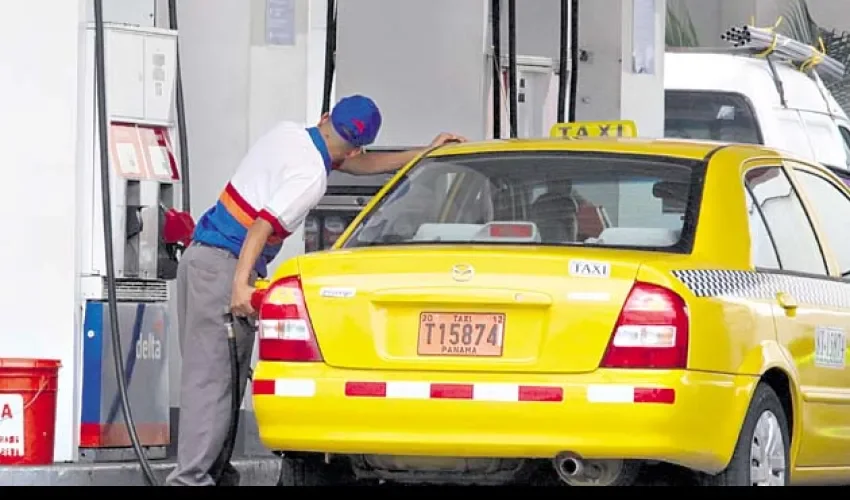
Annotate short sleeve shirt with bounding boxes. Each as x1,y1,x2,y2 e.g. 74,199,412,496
192,122,332,277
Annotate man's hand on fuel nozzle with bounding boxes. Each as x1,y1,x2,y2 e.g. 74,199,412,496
429,132,468,148
231,282,256,317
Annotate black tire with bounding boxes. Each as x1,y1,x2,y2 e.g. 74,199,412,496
276,456,352,486
700,382,791,486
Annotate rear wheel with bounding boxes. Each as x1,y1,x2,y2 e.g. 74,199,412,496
700,383,790,486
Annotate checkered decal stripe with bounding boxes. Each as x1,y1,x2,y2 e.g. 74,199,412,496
671,270,850,309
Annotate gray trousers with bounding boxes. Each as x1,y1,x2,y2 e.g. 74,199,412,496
166,243,257,487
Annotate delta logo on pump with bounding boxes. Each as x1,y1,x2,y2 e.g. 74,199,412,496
135,315,165,361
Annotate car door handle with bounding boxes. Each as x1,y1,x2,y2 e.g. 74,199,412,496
776,292,798,313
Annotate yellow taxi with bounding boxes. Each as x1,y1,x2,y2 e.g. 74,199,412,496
252,121,850,487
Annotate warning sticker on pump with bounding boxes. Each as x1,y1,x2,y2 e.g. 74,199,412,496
0,394,25,459
550,120,637,139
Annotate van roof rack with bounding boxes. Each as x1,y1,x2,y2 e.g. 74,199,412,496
669,28,845,84
722,24,846,83
671,22,846,110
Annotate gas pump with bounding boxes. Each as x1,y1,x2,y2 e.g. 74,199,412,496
488,55,559,140
78,23,182,461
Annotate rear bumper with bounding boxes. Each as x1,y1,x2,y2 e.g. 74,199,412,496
252,364,757,474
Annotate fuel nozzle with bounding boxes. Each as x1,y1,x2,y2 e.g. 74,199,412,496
223,308,236,339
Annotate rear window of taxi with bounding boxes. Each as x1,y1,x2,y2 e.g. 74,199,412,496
343,152,706,253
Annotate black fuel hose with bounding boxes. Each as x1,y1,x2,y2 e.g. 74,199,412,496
557,0,569,123
93,0,160,486
167,0,191,213
208,312,242,484
320,0,337,116
568,0,579,122
507,0,518,138
491,0,501,139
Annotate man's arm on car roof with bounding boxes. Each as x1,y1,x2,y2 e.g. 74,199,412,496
338,149,422,175
337,132,468,175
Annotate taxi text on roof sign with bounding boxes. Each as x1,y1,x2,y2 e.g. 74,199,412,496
550,120,637,139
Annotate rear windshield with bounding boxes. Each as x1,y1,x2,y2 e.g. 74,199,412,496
665,90,762,144
342,152,704,252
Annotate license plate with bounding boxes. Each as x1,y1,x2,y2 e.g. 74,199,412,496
417,312,505,357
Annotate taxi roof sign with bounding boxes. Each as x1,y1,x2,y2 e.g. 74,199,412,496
550,120,637,139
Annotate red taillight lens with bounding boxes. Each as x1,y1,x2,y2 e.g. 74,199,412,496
599,282,689,369
257,276,323,362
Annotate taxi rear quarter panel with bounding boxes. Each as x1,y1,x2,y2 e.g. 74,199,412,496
651,145,829,481
661,146,790,377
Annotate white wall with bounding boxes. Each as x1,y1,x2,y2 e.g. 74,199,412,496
0,0,87,462
177,0,316,271
335,0,491,145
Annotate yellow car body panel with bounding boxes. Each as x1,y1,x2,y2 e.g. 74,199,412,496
252,136,850,484
254,363,755,473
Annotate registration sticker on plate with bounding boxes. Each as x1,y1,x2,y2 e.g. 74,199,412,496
418,312,505,357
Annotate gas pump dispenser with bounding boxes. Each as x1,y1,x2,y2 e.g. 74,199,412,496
78,23,182,461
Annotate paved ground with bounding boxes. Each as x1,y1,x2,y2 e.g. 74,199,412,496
1,458,843,486
0,458,702,486
0,457,281,486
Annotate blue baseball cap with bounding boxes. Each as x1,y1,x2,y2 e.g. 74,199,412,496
330,95,382,147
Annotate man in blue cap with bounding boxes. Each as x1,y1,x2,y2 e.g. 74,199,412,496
166,95,465,486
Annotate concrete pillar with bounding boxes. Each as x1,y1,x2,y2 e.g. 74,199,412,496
335,0,492,145
0,0,88,462
575,0,667,138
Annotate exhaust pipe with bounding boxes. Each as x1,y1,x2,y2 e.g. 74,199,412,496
553,452,584,480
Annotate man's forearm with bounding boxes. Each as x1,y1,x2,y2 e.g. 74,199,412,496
233,219,274,286
339,149,425,175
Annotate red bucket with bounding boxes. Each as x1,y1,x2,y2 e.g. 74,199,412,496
0,358,61,465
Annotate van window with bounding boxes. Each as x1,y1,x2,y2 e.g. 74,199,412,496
665,90,761,144
745,167,827,275
793,169,850,276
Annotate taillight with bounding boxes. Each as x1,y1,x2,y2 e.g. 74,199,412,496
599,281,689,369
257,276,323,362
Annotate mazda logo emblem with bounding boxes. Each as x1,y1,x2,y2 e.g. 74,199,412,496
451,264,474,282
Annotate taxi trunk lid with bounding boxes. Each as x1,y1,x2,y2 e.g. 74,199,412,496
297,246,640,374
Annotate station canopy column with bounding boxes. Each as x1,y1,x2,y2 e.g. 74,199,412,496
574,0,666,138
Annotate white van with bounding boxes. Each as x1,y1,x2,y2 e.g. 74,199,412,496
664,50,850,179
